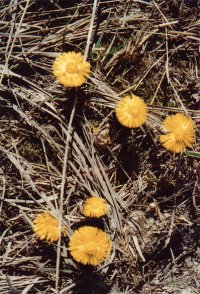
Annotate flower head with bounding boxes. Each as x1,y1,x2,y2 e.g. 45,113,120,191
33,211,66,242
53,52,90,87
69,226,112,266
115,94,147,128
82,196,109,218
160,113,195,153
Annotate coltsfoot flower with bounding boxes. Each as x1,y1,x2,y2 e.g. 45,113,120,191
82,196,109,218
33,211,66,242
115,94,147,128
69,226,112,266
53,52,90,87
160,113,195,153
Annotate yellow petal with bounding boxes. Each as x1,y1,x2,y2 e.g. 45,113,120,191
160,114,195,153
53,52,90,88
69,226,111,266
33,212,66,243
115,95,147,128
82,196,109,218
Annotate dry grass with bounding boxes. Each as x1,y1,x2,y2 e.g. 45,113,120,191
0,0,199,293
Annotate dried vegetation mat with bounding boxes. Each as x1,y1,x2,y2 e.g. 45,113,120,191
0,0,200,293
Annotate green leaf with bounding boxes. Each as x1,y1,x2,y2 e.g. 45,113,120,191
185,151,200,158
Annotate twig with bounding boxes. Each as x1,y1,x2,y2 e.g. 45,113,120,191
6,275,20,294
168,78,188,114
55,96,77,293
0,0,30,86
165,209,175,248
84,0,98,60
132,235,145,262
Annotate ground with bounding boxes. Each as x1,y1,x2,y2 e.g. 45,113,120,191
0,0,199,293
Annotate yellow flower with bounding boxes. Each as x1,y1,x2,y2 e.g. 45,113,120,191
69,226,112,266
82,196,109,218
115,94,147,128
160,113,195,153
53,52,90,87
33,211,66,242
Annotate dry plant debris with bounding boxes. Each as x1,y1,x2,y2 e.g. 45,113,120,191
0,0,199,293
